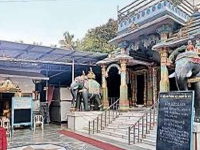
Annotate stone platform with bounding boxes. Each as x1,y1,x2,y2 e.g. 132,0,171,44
67,111,103,131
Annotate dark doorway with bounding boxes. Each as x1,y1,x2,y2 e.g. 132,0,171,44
107,67,120,106
136,74,144,105
0,93,15,119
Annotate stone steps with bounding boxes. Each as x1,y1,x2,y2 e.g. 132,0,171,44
140,126,157,148
100,129,128,140
134,143,156,150
78,109,158,150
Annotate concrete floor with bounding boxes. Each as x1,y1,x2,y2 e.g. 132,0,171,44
7,124,102,150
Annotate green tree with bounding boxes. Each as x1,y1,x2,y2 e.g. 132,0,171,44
81,18,117,53
59,19,117,53
59,31,75,50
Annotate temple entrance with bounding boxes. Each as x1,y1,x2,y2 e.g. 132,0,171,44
0,78,21,120
0,93,15,119
136,74,144,105
107,67,120,106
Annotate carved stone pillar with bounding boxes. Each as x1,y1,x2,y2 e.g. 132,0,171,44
131,72,136,106
147,68,153,106
156,24,172,42
159,48,170,92
119,59,129,110
156,24,172,92
143,71,147,106
153,67,158,104
101,65,109,109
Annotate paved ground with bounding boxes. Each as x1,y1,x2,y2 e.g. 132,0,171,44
8,124,101,150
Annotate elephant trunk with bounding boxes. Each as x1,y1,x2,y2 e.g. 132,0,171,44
176,76,188,91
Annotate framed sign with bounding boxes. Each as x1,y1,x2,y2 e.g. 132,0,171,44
12,97,33,130
156,91,194,150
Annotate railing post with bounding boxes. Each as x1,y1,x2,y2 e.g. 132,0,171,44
128,126,131,145
133,125,135,144
93,120,95,134
142,116,144,138
153,104,156,125
105,111,107,127
97,117,99,133
150,109,152,130
138,121,140,143
113,106,114,119
89,121,90,134
101,114,103,130
116,104,118,117
109,110,111,123
146,113,148,134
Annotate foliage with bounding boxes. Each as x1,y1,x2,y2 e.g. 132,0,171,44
59,31,75,50
60,19,117,53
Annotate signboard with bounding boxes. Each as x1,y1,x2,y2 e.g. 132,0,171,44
12,97,33,130
156,91,194,150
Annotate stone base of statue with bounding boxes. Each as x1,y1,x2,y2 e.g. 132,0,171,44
193,122,200,150
66,111,103,131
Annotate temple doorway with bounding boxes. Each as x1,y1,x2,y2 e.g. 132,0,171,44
107,67,120,106
0,93,15,119
136,74,144,105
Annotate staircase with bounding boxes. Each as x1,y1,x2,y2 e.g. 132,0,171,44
135,126,157,150
78,100,158,150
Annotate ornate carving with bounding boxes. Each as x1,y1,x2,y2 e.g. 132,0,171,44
0,78,21,93
171,0,182,5
195,38,200,54
120,60,127,73
156,24,172,34
128,23,139,32
101,65,107,77
177,28,183,38
87,67,96,79
106,64,121,75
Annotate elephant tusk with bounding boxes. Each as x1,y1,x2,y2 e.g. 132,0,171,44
89,93,94,99
188,82,191,87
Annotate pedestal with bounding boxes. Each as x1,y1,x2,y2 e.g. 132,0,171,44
193,122,200,150
66,111,103,131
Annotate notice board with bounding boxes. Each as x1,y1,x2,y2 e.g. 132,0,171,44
11,97,33,130
156,91,194,150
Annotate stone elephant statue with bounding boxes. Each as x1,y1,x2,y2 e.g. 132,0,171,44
169,51,200,122
70,72,102,111
70,76,85,108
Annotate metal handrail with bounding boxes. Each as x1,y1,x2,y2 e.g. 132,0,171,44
128,102,158,145
88,97,120,134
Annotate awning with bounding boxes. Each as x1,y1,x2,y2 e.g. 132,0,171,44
0,40,108,66
0,69,49,80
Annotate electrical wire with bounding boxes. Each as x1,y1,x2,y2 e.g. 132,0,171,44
0,0,68,3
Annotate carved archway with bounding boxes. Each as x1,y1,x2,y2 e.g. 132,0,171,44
106,63,121,104
106,63,121,75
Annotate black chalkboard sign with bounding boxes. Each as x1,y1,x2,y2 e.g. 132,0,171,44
14,109,31,123
11,97,33,130
156,91,194,150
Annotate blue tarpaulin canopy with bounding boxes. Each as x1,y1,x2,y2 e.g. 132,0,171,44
0,40,107,83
